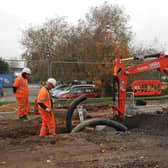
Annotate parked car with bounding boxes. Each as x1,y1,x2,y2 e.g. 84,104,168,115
50,84,69,98
59,86,101,100
55,84,95,98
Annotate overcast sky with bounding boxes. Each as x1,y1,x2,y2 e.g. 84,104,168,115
1,0,168,59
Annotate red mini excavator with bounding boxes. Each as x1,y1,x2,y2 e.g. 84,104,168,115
112,51,168,119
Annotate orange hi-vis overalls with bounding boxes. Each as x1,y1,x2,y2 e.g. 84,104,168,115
37,87,56,136
13,75,30,117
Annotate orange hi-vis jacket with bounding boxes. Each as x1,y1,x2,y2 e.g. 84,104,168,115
37,87,52,112
37,87,56,136
13,75,29,98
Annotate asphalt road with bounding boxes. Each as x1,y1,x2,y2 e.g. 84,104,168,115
0,84,41,103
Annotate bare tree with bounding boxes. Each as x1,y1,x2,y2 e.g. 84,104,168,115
21,2,132,87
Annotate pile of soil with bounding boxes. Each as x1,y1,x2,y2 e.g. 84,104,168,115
0,103,17,112
124,112,168,136
0,103,36,113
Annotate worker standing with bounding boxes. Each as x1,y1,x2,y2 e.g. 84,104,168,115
36,78,56,136
13,67,31,121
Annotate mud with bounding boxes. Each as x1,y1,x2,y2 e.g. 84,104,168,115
0,104,168,168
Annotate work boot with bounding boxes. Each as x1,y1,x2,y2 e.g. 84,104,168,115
39,135,46,138
20,115,29,122
19,115,25,121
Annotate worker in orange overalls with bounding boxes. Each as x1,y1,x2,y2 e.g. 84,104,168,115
37,78,56,136
13,67,31,121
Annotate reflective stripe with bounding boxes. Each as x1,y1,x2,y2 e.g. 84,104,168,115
18,106,30,110
20,77,28,88
37,97,51,101
14,76,28,97
41,127,47,130
50,128,55,131
44,87,51,102
37,87,52,109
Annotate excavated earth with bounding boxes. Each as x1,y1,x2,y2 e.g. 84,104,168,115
0,102,168,168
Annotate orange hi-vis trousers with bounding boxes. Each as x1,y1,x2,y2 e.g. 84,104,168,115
40,111,56,136
16,97,30,117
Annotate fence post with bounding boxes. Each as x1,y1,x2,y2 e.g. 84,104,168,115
47,59,51,78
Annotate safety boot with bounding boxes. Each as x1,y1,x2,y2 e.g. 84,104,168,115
23,115,29,121
19,115,25,121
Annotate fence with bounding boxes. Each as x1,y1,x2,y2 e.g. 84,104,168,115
0,59,167,104
4,59,167,94
6,59,114,83
5,59,164,81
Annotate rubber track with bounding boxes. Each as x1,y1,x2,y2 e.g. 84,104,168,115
66,95,87,132
71,118,128,133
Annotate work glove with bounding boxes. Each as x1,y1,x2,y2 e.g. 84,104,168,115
46,108,52,112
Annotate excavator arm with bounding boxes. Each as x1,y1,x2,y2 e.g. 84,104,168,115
112,51,168,119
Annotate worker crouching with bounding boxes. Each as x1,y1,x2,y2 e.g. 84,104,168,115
37,78,56,136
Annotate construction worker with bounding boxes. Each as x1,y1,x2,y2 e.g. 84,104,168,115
37,78,56,136
13,67,31,121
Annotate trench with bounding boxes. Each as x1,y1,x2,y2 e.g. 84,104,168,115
0,110,168,140
0,114,68,139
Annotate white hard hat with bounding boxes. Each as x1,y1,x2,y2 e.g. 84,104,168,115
47,78,56,87
22,67,31,74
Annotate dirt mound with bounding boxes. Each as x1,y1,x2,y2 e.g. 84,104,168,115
0,103,37,113
0,116,67,139
0,103,17,112
0,119,40,139
124,113,168,136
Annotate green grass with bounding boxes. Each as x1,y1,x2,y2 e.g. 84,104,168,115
53,95,168,105
0,102,13,106
134,95,168,101
53,97,113,105
1,95,167,106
